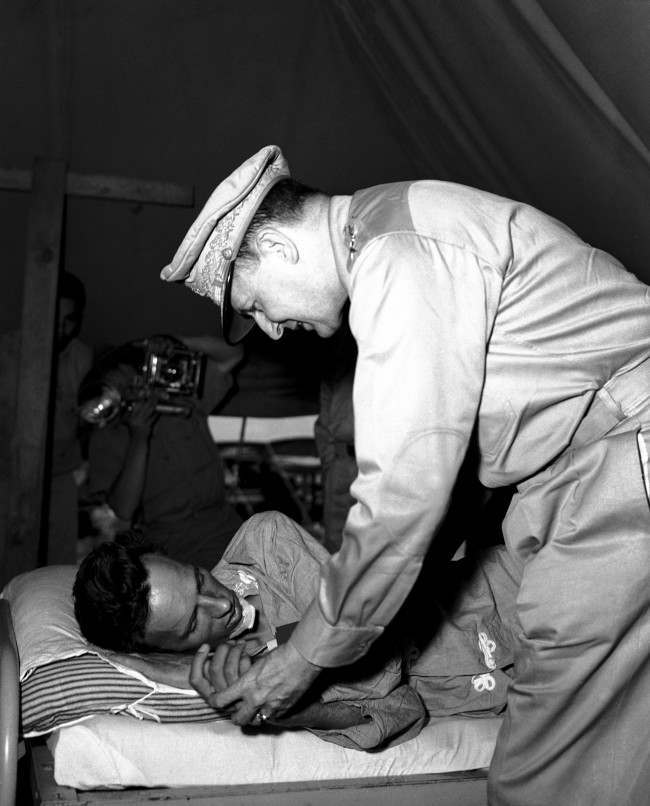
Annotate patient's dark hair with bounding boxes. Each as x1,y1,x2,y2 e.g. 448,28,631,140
73,533,161,652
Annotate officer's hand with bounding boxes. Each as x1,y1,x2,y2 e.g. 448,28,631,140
190,641,320,726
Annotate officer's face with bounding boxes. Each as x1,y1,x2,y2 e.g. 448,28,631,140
230,254,344,341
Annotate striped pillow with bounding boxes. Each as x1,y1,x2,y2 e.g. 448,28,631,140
2,564,227,738
21,653,226,737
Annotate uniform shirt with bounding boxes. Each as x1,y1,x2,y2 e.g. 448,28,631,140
88,354,234,527
290,181,650,668
213,512,517,750
89,408,228,529
87,357,241,566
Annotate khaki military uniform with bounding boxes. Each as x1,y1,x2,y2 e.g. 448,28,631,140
289,181,650,805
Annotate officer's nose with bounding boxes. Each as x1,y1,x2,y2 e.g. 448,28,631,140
197,593,232,619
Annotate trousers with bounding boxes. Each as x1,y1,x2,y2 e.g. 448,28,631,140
489,360,650,805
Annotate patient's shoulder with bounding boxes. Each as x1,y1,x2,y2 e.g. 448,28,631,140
220,511,328,575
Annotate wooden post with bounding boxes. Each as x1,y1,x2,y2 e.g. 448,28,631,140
0,162,193,589
3,158,66,585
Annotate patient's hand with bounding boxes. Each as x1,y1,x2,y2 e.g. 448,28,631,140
102,650,195,690
191,640,321,727
102,640,267,694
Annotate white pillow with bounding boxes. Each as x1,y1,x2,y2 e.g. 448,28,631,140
1,564,188,691
2,565,85,681
2,565,222,737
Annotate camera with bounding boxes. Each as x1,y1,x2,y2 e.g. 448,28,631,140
141,339,204,397
79,338,206,427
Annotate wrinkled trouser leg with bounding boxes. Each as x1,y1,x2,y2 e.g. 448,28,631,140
489,428,650,806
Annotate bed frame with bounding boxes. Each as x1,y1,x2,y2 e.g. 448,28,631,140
0,599,489,806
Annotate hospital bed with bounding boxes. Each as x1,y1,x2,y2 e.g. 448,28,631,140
0,565,500,806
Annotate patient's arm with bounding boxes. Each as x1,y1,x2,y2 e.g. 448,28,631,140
100,649,364,729
99,637,270,692
192,641,425,748
99,650,196,689
304,685,426,751
270,700,367,730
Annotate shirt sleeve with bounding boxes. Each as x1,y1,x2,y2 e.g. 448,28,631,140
290,234,491,666
218,510,331,619
87,424,129,499
307,684,426,751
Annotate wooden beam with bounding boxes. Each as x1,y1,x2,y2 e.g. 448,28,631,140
0,167,194,207
66,172,195,206
3,158,66,585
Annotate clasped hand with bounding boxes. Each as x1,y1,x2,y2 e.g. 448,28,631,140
190,640,321,726
102,639,321,728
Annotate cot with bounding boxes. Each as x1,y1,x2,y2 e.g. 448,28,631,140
0,589,500,806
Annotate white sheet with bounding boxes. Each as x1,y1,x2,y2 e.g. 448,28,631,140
49,713,501,789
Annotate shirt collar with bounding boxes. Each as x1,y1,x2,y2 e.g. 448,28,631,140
327,195,353,291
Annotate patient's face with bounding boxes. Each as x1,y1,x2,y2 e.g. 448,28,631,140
142,555,243,651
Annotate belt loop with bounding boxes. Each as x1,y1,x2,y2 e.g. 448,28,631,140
602,356,650,418
569,394,622,451
570,357,650,451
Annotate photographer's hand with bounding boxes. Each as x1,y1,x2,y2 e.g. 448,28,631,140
145,335,176,357
124,393,159,438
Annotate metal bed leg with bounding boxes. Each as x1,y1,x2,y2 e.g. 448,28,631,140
0,599,20,806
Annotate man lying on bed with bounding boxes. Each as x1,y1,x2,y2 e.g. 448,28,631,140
73,510,520,751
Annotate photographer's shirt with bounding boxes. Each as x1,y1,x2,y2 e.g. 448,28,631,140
88,403,241,566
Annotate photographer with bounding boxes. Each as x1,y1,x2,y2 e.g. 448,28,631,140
80,334,244,568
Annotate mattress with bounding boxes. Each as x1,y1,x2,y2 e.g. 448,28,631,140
49,714,502,790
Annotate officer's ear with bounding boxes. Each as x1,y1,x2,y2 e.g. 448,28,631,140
255,227,299,265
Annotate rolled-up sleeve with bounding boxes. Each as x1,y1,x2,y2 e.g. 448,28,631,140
307,684,427,751
291,235,491,666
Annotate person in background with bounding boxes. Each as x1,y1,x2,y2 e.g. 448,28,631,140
47,271,93,565
313,319,357,553
81,334,244,569
314,318,512,558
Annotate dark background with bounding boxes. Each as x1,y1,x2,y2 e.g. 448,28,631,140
1,0,647,358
